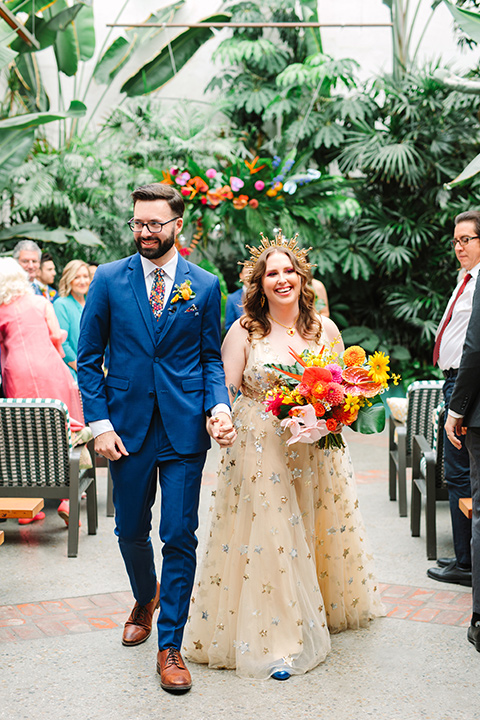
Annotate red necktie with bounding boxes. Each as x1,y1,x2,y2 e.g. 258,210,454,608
433,272,472,366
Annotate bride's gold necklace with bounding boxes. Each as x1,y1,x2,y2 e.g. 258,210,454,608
268,313,299,337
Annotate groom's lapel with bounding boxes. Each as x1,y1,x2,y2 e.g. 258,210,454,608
155,255,191,346
127,254,155,345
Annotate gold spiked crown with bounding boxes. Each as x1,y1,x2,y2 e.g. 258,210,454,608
242,230,312,277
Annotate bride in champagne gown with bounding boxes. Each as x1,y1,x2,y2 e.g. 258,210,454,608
184,238,384,680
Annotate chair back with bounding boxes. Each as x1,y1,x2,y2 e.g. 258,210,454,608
405,380,444,456
431,403,447,490
0,398,72,487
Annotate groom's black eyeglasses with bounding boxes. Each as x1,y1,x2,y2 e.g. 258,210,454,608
127,217,180,233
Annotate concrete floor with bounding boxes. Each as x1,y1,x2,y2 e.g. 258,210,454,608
0,428,477,720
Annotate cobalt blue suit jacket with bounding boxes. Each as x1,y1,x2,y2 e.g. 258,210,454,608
224,286,244,332
77,252,229,455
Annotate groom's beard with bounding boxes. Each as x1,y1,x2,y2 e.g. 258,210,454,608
134,227,176,260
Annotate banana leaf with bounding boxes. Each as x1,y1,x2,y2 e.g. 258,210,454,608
0,223,102,246
0,43,17,71
301,0,323,55
69,228,103,247
73,3,95,62
0,100,86,129
12,53,50,112
0,128,34,191
94,1,185,84
350,395,386,435
446,151,480,188
11,1,87,54
0,222,49,241
443,0,480,44
121,13,231,96
4,1,60,13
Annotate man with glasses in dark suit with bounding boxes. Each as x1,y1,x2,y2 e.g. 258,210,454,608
445,271,480,652
428,211,480,587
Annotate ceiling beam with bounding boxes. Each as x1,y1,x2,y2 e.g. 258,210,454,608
0,1,40,49
107,22,392,30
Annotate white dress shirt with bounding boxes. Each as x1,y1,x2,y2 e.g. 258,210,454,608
89,250,229,439
437,261,480,371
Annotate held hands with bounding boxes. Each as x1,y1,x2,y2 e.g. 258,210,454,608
207,412,237,447
94,430,129,461
445,414,466,450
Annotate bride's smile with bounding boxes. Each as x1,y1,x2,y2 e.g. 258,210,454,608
262,252,300,308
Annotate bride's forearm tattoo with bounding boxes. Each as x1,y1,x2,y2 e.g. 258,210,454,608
229,383,238,401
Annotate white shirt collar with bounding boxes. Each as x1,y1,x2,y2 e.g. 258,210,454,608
140,250,178,283
466,261,480,280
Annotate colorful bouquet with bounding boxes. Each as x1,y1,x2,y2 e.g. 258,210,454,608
264,343,400,449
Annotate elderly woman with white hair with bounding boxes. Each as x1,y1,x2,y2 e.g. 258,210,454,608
53,259,90,379
0,257,85,524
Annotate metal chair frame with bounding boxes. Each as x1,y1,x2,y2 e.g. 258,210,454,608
388,380,444,517
410,404,449,560
0,398,97,557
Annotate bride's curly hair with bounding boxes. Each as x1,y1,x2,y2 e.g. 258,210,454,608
241,247,322,341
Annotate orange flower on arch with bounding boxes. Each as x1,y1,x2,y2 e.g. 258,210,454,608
233,194,249,210
245,156,267,174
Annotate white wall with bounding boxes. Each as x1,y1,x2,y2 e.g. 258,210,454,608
35,0,480,132
319,1,480,78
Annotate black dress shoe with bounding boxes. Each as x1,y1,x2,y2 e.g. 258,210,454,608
468,624,480,652
437,557,456,568
427,561,472,587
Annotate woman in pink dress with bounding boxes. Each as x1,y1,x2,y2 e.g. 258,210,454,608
0,258,85,525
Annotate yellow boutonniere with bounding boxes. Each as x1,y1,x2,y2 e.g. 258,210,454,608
171,280,196,303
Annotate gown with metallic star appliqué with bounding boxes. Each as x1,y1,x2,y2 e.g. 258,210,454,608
184,335,384,679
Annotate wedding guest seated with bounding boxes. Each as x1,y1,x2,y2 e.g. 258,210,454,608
88,261,99,281
0,258,85,525
311,276,330,317
54,260,90,380
13,240,43,296
225,266,248,332
35,252,58,302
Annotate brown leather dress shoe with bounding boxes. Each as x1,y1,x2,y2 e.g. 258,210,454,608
122,582,160,646
156,648,192,693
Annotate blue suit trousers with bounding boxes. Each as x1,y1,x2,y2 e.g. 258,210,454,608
110,408,206,650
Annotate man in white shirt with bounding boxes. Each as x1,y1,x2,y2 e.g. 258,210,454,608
445,273,480,652
428,211,480,586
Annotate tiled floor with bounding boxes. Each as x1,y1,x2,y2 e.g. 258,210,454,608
0,581,471,644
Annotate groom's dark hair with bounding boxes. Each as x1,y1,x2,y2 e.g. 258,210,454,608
132,183,185,217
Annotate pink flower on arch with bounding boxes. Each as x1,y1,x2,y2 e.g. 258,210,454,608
176,172,191,186
230,176,244,192
206,168,217,179
254,180,265,191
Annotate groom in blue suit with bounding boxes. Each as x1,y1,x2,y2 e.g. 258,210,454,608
77,183,235,693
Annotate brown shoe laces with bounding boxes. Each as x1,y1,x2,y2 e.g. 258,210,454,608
164,648,184,669
129,604,150,628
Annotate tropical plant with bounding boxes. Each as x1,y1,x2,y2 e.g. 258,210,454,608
383,0,443,79
336,66,480,372
0,0,232,256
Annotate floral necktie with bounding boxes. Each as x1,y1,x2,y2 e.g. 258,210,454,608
150,267,165,319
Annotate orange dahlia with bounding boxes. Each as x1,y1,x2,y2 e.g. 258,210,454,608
343,345,366,367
